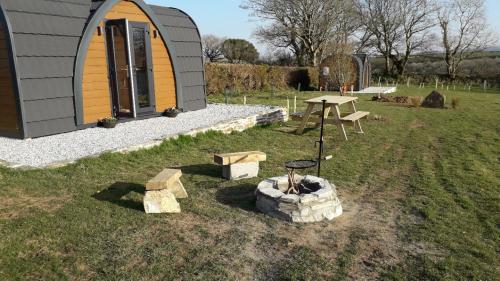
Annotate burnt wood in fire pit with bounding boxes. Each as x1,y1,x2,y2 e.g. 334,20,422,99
285,160,317,194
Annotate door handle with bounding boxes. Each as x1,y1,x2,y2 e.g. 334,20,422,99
120,66,129,78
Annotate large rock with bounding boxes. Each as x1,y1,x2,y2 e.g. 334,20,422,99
222,162,260,180
143,189,181,214
422,91,445,108
168,180,188,199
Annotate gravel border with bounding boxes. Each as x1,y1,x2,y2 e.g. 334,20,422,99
0,104,286,169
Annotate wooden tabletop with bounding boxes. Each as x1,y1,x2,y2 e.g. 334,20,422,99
305,95,358,105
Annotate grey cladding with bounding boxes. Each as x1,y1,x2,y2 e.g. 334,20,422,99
2,0,91,138
150,5,206,111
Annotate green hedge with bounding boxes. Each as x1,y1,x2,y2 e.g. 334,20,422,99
205,63,319,95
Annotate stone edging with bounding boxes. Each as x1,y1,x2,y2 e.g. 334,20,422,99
256,175,343,223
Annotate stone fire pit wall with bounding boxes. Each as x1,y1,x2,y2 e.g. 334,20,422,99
256,175,343,223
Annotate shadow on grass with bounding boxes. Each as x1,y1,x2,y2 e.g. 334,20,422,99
215,183,259,213
181,163,221,178
274,124,319,135
92,182,145,212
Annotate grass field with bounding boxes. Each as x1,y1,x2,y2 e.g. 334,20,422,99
0,86,499,280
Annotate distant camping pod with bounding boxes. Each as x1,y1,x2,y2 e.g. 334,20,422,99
0,0,206,138
319,54,371,92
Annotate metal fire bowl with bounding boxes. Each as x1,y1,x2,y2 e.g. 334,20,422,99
285,160,317,170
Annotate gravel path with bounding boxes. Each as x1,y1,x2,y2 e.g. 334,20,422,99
0,104,277,168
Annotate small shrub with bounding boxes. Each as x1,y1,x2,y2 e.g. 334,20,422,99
451,97,461,109
98,117,118,128
409,96,423,107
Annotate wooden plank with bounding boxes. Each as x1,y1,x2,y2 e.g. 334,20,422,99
83,88,110,98
83,104,111,116
84,66,109,74
83,96,111,107
0,97,16,107
333,105,348,141
340,111,370,122
86,50,107,58
296,103,315,134
146,169,182,191
82,73,109,82
214,151,267,166
305,96,358,105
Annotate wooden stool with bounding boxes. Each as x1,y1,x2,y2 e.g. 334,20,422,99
143,169,187,214
214,151,267,180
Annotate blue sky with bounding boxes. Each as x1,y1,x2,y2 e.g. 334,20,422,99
146,0,500,51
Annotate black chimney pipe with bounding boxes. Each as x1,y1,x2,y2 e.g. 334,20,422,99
316,99,327,177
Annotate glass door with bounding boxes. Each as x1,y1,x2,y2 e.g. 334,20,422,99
105,19,135,118
105,20,155,118
129,22,155,113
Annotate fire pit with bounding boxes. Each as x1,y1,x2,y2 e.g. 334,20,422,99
255,174,342,223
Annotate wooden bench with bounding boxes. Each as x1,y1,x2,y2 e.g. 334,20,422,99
214,151,266,180
340,111,370,134
340,111,370,122
144,168,188,214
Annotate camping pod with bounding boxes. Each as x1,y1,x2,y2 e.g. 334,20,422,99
319,54,371,92
0,0,206,139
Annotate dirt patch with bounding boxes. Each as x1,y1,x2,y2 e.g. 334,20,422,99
369,114,390,122
410,120,425,129
0,193,71,220
235,143,410,280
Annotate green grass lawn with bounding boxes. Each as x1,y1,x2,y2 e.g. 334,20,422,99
0,87,499,280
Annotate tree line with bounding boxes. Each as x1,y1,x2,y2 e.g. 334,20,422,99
202,0,497,81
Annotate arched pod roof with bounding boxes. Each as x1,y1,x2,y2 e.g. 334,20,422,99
351,55,364,91
149,5,206,111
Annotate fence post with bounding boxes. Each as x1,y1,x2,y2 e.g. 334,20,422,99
243,95,247,105
294,96,297,113
286,97,290,114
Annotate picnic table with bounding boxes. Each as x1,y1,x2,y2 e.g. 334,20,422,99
292,96,370,141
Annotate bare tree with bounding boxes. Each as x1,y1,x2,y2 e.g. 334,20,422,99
438,0,496,80
242,0,358,67
391,0,437,76
357,0,436,77
357,0,399,75
202,35,225,62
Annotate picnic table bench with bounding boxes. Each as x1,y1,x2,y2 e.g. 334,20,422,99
293,96,369,141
